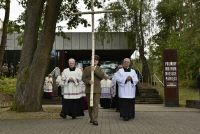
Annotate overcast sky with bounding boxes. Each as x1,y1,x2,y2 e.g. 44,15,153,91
0,0,24,21
0,0,159,33
0,0,117,32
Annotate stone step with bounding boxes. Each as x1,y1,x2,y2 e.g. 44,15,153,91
135,100,163,104
136,88,163,104
136,97,162,101
139,93,160,98
139,88,159,93
136,97,163,104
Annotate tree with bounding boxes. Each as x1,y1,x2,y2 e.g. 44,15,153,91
96,0,152,82
15,0,103,112
138,0,150,83
0,0,10,66
15,0,64,112
152,0,200,81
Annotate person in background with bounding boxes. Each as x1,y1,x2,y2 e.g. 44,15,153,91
100,77,113,109
111,64,123,111
56,74,63,97
115,58,138,121
56,74,64,117
9,63,15,78
77,66,88,111
80,79,88,110
1,63,9,77
52,67,61,78
51,67,61,96
43,74,53,99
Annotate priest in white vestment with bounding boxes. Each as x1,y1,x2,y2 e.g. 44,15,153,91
43,74,53,99
115,58,138,121
100,78,114,108
60,58,84,119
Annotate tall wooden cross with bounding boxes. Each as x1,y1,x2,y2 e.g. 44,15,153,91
72,0,124,107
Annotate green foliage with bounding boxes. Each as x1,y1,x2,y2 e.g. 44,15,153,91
151,0,200,81
0,0,6,9
0,77,16,94
156,0,180,28
181,79,198,89
96,1,130,32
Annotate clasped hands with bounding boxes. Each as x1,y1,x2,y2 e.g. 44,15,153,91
126,76,132,81
68,77,75,82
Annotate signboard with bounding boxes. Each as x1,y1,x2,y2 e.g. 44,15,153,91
163,49,179,107
164,62,177,88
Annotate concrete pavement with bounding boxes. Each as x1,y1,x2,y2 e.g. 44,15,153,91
0,104,200,134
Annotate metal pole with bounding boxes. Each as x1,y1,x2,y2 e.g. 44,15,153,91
90,0,95,107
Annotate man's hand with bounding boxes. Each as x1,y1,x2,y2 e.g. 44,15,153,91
91,66,96,71
89,80,94,85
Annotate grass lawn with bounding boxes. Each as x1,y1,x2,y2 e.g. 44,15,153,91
179,87,199,106
155,83,199,106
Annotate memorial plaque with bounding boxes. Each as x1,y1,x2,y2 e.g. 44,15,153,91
163,49,179,107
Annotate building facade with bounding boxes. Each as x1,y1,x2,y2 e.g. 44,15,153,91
1,32,134,71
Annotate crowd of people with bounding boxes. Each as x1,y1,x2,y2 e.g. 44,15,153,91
0,63,17,78
42,56,139,126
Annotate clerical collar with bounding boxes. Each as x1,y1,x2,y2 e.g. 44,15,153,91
69,67,76,71
123,67,131,72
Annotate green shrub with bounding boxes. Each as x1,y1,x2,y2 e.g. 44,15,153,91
181,80,198,89
0,78,16,94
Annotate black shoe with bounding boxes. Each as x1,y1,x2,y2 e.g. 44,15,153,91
72,116,76,119
59,113,66,119
131,116,135,119
90,120,94,123
93,121,98,126
123,117,129,121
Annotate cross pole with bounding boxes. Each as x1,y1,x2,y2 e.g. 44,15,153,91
70,0,124,107
90,0,95,107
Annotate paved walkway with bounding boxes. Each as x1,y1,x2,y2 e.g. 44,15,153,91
0,104,200,134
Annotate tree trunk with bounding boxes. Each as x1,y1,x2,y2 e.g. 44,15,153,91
0,0,10,66
15,0,45,112
139,0,150,83
139,44,150,83
15,0,63,112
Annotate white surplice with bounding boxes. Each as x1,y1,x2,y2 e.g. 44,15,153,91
43,76,53,93
61,68,82,99
115,68,139,98
100,79,113,98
